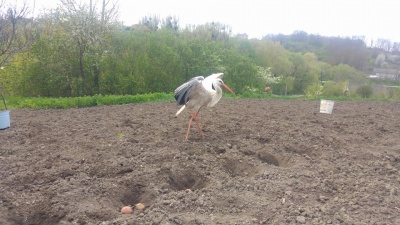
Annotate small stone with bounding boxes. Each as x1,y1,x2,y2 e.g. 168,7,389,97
390,188,398,196
296,216,306,224
285,190,293,196
197,196,205,206
162,200,171,205
216,147,226,154
318,195,329,203
190,194,199,201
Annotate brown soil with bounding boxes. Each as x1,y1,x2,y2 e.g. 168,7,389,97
1,99,399,225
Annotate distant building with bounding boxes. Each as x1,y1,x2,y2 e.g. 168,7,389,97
370,68,400,80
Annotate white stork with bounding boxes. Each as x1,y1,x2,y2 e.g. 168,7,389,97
174,73,235,141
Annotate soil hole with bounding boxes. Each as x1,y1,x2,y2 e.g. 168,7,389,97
168,170,207,191
14,200,66,225
119,183,147,206
284,144,315,156
258,152,280,166
257,137,271,144
222,158,258,177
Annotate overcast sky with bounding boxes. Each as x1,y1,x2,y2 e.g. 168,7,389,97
30,0,400,42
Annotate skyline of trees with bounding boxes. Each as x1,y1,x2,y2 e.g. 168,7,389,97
0,0,399,99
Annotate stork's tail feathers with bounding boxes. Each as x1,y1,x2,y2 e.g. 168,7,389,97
175,105,186,117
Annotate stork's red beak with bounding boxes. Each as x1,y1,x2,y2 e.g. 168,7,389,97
221,83,235,95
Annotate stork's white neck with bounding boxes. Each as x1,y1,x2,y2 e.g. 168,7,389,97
208,81,223,107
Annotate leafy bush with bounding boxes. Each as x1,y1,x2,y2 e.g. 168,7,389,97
305,83,323,99
322,81,348,97
387,86,400,99
356,85,374,98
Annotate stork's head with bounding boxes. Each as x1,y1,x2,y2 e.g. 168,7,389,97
213,78,235,94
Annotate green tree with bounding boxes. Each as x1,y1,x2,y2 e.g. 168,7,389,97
54,0,118,95
222,49,259,93
184,22,231,42
25,29,76,96
0,0,36,96
324,64,366,84
139,15,160,31
160,15,179,31
250,39,292,94
325,37,369,70
287,52,308,94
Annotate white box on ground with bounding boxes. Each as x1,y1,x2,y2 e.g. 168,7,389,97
320,100,334,114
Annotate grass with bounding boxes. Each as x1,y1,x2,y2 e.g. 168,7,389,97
1,92,398,110
3,93,174,109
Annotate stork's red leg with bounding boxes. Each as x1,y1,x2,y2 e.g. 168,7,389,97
185,113,204,141
192,113,204,138
185,114,195,141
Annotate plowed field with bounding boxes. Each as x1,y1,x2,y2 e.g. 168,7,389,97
1,99,399,224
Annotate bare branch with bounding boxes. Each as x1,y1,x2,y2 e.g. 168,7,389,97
0,0,36,67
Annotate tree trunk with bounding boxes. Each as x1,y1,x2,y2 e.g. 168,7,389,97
285,83,288,96
79,49,86,94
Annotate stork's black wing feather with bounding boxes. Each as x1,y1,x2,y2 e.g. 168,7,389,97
174,76,204,105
